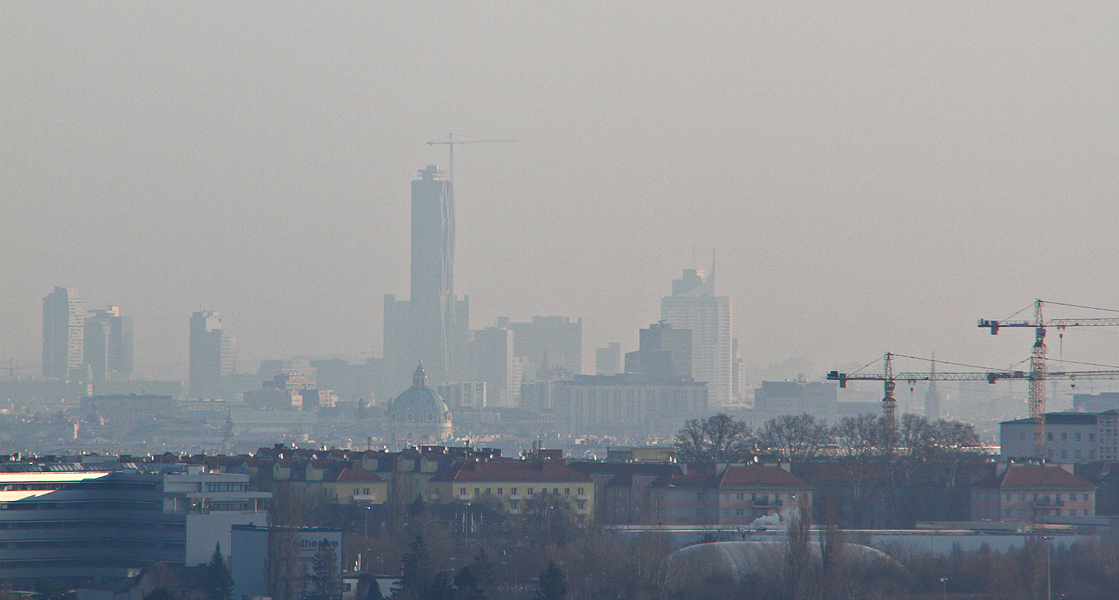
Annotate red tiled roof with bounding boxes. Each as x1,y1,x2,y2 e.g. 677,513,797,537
435,460,591,483
977,465,1093,490
330,466,383,483
717,465,809,488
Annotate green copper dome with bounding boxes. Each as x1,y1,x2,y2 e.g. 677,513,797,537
388,364,451,423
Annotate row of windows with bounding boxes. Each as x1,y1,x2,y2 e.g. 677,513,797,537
459,486,585,497
204,482,248,492
0,520,180,530
0,501,160,511
1038,431,1096,442
0,540,184,550
1004,508,1090,517
999,493,1090,502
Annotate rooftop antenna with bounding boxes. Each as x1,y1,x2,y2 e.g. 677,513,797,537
426,134,517,200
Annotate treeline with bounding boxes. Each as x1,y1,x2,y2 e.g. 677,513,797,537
677,412,987,527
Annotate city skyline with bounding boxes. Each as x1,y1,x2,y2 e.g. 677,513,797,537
5,4,1119,385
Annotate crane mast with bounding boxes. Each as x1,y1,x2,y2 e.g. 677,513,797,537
979,299,1119,459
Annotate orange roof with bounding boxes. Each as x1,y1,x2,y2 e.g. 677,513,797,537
979,465,1093,490
331,466,383,483
717,465,810,488
435,460,591,483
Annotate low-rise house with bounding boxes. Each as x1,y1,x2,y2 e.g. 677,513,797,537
970,463,1095,522
430,459,595,523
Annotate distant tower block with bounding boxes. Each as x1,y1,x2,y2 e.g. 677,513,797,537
660,264,732,407
596,342,622,375
189,310,236,398
42,287,84,380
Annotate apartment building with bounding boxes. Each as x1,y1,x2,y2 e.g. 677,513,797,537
970,463,1095,522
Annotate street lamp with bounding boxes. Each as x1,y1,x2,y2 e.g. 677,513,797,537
939,576,947,600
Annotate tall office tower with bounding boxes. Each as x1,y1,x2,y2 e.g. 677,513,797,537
624,321,692,379
595,342,622,375
189,311,236,398
660,268,732,407
410,164,465,384
42,286,84,380
510,316,583,378
84,306,134,382
383,166,469,389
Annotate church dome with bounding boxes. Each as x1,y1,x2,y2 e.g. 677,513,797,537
388,364,452,424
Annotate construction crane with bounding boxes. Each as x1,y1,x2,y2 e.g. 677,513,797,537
829,351,1119,457
827,352,1026,423
426,134,517,190
979,299,1119,458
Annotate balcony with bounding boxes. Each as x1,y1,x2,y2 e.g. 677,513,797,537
577,509,589,515
458,495,471,501
510,495,522,500
577,494,589,501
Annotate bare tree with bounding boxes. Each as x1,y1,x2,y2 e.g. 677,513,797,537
673,413,753,464
757,413,828,465
784,497,812,600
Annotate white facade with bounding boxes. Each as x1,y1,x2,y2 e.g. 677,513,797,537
999,411,1119,463
661,269,732,407
163,466,271,565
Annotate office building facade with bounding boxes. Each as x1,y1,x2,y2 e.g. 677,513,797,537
660,269,732,407
189,311,236,399
84,306,134,382
42,287,84,380
383,166,469,390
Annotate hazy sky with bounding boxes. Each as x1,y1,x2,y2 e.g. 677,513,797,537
4,3,1119,381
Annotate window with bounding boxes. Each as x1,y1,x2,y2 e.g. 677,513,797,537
736,493,744,501
354,488,360,496
1048,433,1054,441
460,488,466,496
527,487,534,495
1062,432,1068,441
1075,450,1081,459
510,501,518,510
512,488,517,495
724,494,730,501
577,501,585,510
497,488,502,495
697,493,706,500
564,488,570,495
1076,432,1082,441
553,488,559,494
485,488,491,495
735,509,744,516
1019,494,1026,501
474,488,480,495
577,487,584,495
1062,450,1068,459
1090,433,1096,441
364,488,370,495
1084,494,1090,501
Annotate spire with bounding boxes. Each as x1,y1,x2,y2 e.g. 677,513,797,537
925,352,942,420
709,248,716,294
412,363,427,389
